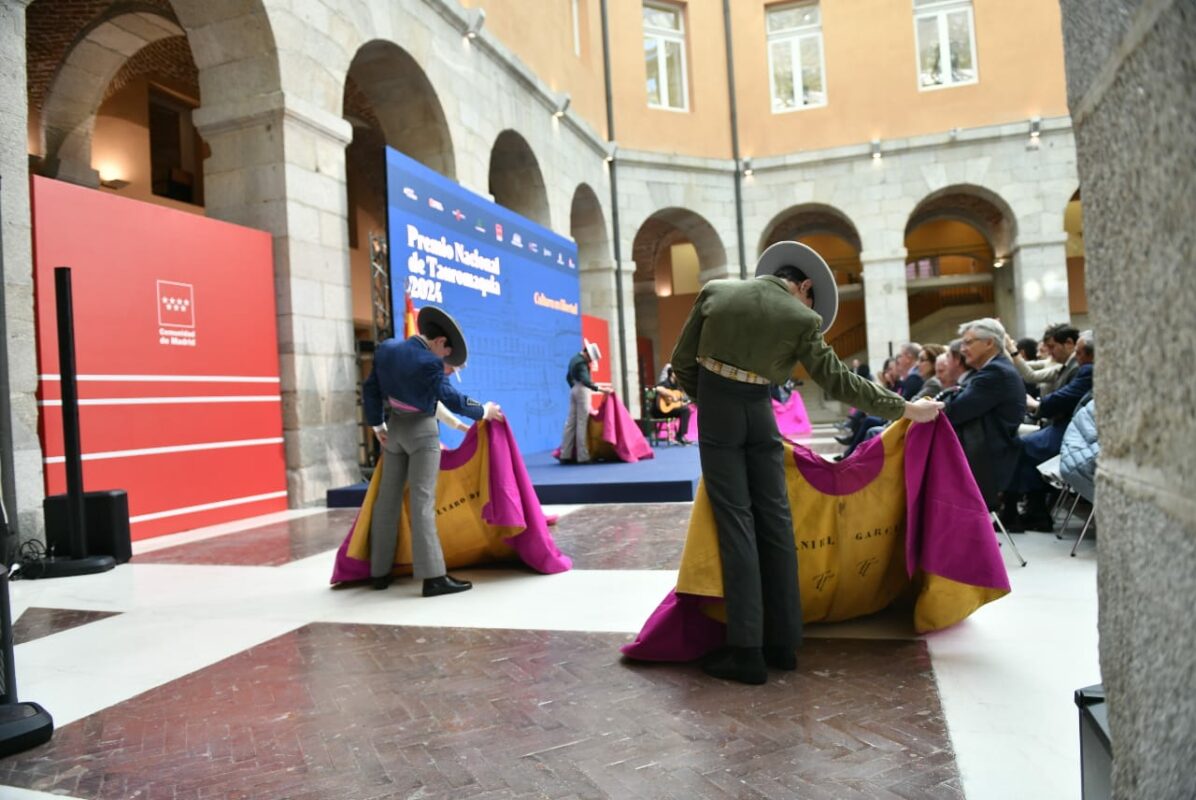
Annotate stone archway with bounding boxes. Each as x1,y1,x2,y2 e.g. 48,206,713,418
36,6,186,185
631,207,727,389
343,39,456,180
570,183,610,271
904,185,1016,343
489,130,550,228
760,203,865,358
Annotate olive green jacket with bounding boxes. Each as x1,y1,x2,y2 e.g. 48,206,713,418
671,276,906,421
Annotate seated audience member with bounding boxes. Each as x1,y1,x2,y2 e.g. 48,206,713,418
840,343,949,458
942,319,1027,511
655,365,693,445
912,344,947,400
934,339,972,401
1008,323,1079,398
895,342,924,399
1014,336,1043,398
837,357,897,438
1060,391,1098,504
1001,330,1095,531
850,358,873,382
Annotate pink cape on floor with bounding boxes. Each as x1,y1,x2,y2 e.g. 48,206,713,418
331,419,571,584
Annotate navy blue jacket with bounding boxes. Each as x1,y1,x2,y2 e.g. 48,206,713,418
363,336,484,426
566,352,599,390
944,354,1027,509
1038,363,1093,427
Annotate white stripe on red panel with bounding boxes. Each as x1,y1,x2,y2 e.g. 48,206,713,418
128,491,289,524
43,437,285,464
39,396,281,406
39,374,281,383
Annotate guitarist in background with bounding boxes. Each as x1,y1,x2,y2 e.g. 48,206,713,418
655,364,693,445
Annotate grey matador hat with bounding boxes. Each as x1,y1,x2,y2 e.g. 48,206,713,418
417,306,468,367
754,241,839,333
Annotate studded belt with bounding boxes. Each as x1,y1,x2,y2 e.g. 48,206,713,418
698,356,770,385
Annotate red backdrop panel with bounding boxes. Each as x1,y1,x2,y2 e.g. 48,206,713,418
31,176,287,540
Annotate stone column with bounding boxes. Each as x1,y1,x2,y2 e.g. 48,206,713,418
860,253,911,373
613,266,641,412
1060,1,1195,797
1009,234,1070,338
1,0,46,541
194,93,359,507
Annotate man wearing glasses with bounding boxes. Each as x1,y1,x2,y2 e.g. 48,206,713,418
943,318,1027,512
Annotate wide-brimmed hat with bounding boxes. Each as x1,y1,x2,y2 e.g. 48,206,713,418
584,342,601,363
754,241,839,332
417,306,468,367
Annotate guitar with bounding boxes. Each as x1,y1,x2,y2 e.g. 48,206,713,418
655,386,690,415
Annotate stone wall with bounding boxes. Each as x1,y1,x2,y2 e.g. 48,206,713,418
1,0,45,541
1059,1,1196,797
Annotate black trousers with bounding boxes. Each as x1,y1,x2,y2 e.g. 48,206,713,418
697,368,802,649
660,403,692,438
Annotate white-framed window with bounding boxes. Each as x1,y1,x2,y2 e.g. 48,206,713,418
643,2,688,111
766,2,827,112
913,0,978,89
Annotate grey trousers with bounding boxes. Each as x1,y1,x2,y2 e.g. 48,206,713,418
697,368,802,649
559,383,593,462
370,413,445,581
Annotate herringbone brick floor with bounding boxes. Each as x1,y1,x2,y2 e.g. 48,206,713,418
0,623,962,799
547,504,691,570
136,509,360,567
12,607,121,645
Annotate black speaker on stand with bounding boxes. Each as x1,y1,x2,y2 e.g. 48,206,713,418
27,268,115,578
0,500,54,755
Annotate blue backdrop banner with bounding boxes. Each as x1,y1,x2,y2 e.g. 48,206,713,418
386,146,581,452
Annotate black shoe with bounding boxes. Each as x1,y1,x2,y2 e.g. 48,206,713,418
371,575,393,591
676,436,691,445
997,513,1025,533
763,645,797,671
422,574,473,597
834,434,854,445
1021,514,1055,533
701,646,767,685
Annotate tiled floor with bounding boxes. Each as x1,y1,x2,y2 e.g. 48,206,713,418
0,627,960,799
5,478,1100,799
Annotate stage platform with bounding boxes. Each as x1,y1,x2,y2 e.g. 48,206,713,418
326,426,844,508
327,443,702,508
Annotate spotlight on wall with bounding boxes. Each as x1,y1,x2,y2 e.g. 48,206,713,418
741,157,753,177
605,142,618,163
464,7,486,39
870,139,882,160
553,92,571,119
1029,116,1042,139
993,257,1006,269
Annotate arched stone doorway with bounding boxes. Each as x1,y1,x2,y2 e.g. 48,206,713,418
30,2,200,204
904,185,1016,345
760,203,865,359
631,208,726,394
342,39,456,466
488,130,550,228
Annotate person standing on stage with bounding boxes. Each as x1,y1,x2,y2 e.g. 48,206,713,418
671,241,943,684
363,306,504,597
559,342,608,463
